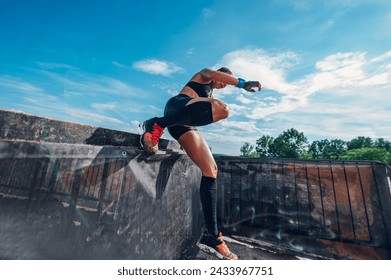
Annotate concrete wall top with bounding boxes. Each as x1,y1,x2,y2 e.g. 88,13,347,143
0,109,180,150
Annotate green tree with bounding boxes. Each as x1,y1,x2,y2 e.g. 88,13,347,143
309,139,347,159
255,135,274,157
374,138,391,152
347,136,373,150
240,142,257,157
240,130,391,163
325,139,347,159
309,139,330,159
340,147,391,163
272,128,308,158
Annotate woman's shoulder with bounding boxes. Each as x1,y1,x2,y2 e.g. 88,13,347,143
190,68,214,83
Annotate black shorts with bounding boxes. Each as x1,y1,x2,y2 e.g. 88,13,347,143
164,94,198,140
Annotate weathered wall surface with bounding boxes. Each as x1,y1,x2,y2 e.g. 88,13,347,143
0,140,202,259
1,110,391,259
0,109,179,150
215,157,391,253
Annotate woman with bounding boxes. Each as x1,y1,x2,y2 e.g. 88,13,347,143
140,67,261,260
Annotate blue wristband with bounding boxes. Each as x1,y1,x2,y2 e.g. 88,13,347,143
236,78,246,88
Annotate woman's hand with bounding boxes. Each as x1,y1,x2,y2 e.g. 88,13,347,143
243,81,262,92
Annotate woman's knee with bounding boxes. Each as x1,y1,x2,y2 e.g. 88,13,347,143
212,100,229,121
202,163,218,178
221,103,229,119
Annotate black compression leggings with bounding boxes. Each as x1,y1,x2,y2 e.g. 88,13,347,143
199,176,218,237
160,95,214,128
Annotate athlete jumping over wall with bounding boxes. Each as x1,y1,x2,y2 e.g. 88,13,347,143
140,67,262,260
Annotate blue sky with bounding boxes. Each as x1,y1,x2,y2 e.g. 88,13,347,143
1,0,391,155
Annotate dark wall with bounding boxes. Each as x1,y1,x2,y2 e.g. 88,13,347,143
0,140,202,259
215,157,391,250
1,110,391,259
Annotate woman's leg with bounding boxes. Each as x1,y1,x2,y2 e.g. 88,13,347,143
141,97,229,153
161,97,229,128
178,130,238,259
178,129,217,177
178,129,217,232
185,97,229,124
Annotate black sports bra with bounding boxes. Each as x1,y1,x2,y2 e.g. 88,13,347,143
185,81,213,98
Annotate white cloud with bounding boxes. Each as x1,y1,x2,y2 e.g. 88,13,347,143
133,59,184,77
36,70,149,98
288,90,391,141
0,75,43,94
112,61,127,68
91,102,116,110
302,51,391,96
36,62,77,70
202,8,216,21
3,47,390,156
296,52,368,96
205,48,391,154
264,96,277,102
202,129,258,149
65,107,125,125
292,0,313,10
152,82,183,96
0,70,149,133
225,103,248,117
218,120,261,133
214,49,390,110
371,50,391,63
360,73,390,86
214,48,300,94
319,20,335,31
314,52,365,81
248,95,305,119
235,95,253,105
186,48,195,57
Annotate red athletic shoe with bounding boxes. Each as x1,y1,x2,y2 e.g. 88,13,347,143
199,231,238,260
140,118,164,154
215,232,238,260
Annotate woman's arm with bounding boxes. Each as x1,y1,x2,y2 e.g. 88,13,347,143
199,68,238,85
195,68,262,92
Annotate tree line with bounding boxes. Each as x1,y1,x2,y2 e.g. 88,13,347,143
240,128,391,163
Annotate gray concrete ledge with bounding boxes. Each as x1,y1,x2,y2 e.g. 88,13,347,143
0,109,180,150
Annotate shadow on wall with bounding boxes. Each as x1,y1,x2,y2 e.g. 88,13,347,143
0,140,203,260
84,127,140,146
